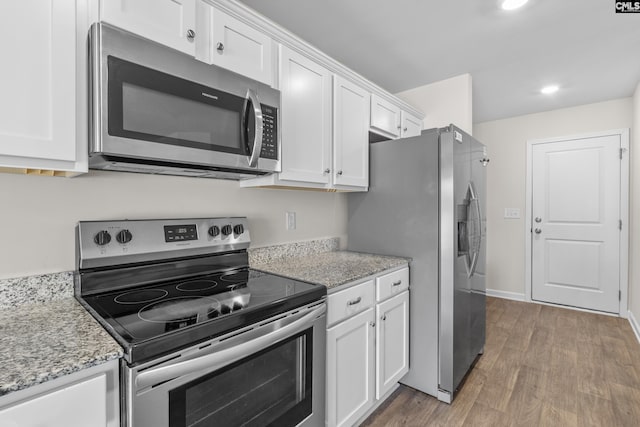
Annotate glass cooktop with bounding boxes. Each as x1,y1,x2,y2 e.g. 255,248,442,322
82,268,324,350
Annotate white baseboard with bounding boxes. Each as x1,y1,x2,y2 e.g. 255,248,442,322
485,288,526,302
628,310,640,344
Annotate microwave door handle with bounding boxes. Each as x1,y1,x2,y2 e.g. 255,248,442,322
246,89,264,168
135,304,326,390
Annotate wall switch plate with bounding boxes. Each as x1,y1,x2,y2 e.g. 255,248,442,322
286,211,296,230
504,208,520,219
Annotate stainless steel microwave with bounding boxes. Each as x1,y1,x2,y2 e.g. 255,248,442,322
89,23,280,179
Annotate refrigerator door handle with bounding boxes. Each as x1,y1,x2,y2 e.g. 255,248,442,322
467,182,482,277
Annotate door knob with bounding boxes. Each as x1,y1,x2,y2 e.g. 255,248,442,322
535,217,542,223
534,228,542,234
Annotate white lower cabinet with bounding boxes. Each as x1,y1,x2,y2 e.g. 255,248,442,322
326,267,410,427
376,291,410,399
0,360,119,427
327,308,375,427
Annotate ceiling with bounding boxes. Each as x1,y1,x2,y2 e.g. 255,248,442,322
237,0,640,123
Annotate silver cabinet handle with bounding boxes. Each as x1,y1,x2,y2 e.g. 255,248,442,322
216,42,224,52
535,228,542,234
392,280,402,287
337,170,343,176
382,315,387,321
135,304,326,389
403,127,408,132
324,168,330,174
535,217,542,223
347,297,361,306
186,29,195,41
370,321,376,327
244,89,263,168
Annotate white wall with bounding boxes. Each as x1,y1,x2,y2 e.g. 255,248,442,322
473,98,634,297
0,171,347,279
395,74,473,134
630,83,640,321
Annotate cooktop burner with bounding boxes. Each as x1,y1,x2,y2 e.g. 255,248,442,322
175,279,218,292
114,289,169,304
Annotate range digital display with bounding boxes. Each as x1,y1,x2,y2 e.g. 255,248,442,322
164,224,198,242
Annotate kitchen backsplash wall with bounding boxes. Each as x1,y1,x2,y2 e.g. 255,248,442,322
0,170,348,280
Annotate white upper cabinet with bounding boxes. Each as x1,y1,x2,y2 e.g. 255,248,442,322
400,110,423,139
196,3,273,86
277,45,332,185
333,76,369,189
0,0,89,175
101,0,196,55
370,94,401,139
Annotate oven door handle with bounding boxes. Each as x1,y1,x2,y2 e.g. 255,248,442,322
135,304,326,390
245,88,263,168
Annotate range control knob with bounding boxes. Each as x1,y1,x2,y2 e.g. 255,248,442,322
221,225,233,236
94,230,111,246
233,224,244,235
116,229,133,244
208,225,220,237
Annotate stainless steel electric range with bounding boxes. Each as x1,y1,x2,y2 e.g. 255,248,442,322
74,217,326,427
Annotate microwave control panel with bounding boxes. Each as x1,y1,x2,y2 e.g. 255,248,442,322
260,105,278,160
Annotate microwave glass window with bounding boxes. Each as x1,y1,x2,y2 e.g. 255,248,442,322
122,83,241,149
169,330,313,427
108,56,253,156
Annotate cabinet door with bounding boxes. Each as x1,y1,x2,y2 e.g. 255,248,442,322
198,4,273,86
101,0,196,55
370,94,401,138
401,111,423,138
0,374,107,427
376,291,409,399
278,46,332,184
327,308,375,427
333,76,369,188
0,0,78,167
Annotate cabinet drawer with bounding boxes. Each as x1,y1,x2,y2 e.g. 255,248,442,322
327,280,375,326
376,268,409,302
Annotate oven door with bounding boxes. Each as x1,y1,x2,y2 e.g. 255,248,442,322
124,302,326,427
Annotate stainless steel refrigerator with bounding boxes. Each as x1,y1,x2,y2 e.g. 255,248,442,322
347,125,487,403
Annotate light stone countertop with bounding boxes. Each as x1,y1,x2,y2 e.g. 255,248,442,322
0,297,123,397
252,250,410,290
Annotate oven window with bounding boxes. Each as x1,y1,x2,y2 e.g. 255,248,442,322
108,56,250,155
169,329,313,427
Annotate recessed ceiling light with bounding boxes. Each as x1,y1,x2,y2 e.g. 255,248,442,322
541,85,559,95
502,0,529,10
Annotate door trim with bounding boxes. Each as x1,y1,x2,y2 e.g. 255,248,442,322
524,129,629,317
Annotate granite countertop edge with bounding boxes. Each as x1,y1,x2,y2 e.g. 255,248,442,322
251,250,410,289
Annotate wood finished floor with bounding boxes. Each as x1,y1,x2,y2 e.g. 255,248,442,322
361,297,640,426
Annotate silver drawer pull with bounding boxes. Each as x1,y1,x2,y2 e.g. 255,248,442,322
347,297,362,306
392,280,402,286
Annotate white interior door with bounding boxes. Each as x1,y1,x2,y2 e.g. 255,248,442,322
531,134,622,313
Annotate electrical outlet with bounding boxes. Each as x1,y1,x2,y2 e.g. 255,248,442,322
504,208,520,219
286,211,296,230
